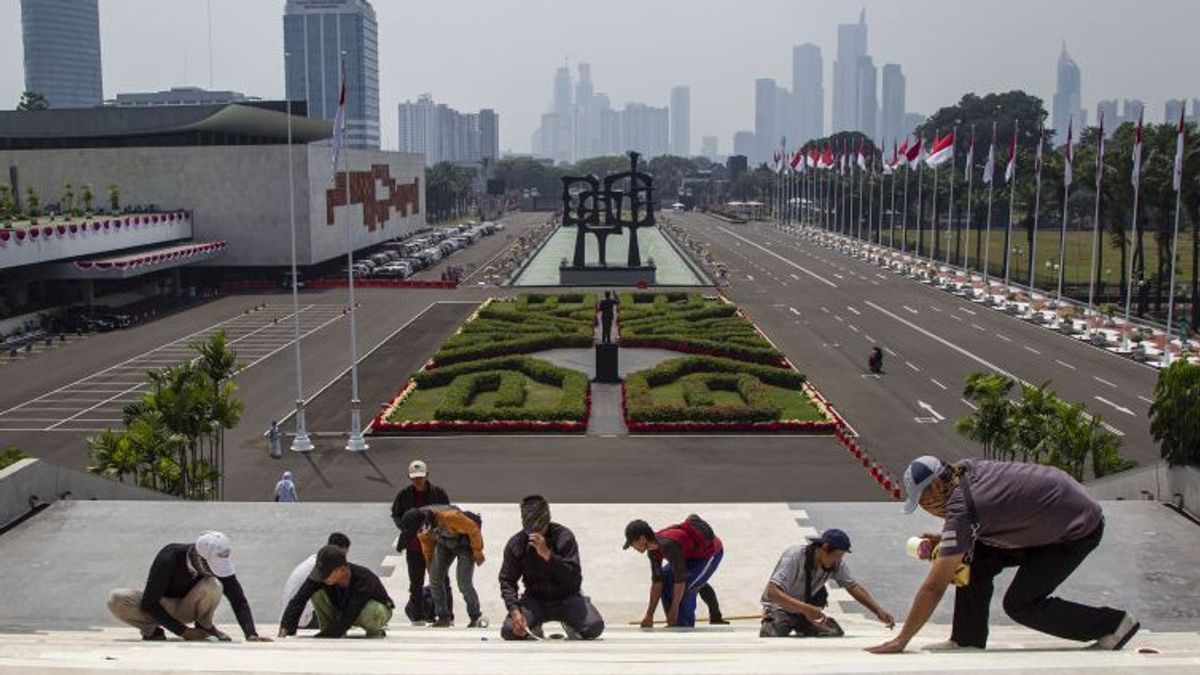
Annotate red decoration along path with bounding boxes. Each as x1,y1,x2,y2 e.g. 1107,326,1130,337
73,240,225,271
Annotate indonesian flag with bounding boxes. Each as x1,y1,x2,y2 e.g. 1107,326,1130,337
807,147,820,169
897,138,909,167
964,129,974,180
905,137,923,169
1005,125,1018,184
1173,105,1186,192
1063,117,1074,188
821,145,835,169
857,139,868,171
982,128,996,185
1131,112,1144,188
791,147,804,171
330,59,347,181
840,142,848,174
926,130,955,168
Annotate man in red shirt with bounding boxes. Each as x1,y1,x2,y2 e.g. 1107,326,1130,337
624,514,724,628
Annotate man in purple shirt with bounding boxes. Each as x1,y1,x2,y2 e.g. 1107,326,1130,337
869,456,1138,654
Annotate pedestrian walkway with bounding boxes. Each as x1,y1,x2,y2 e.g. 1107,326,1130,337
586,383,627,436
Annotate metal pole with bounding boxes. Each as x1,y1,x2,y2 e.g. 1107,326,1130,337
1163,181,1184,365
889,160,897,250
285,54,313,453
1056,158,1071,310
1088,123,1104,312
1122,160,1141,351
342,53,368,453
1030,128,1045,291
946,128,956,267
982,122,996,282
964,126,975,271
901,163,910,254
916,159,925,258
1004,120,1020,287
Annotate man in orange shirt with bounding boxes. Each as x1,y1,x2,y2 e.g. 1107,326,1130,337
400,505,485,627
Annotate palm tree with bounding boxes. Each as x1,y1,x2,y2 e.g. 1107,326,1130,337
1011,382,1059,464
1149,361,1200,467
192,331,240,498
955,372,1015,459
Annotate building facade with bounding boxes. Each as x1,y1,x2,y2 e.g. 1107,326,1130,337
792,43,824,142
670,86,691,157
107,87,259,107
620,103,669,158
856,55,877,142
1096,99,1118,136
397,94,498,166
1052,45,1084,144
880,64,906,147
20,0,104,109
732,131,756,163
832,9,868,133
701,135,718,161
283,0,381,149
754,78,779,165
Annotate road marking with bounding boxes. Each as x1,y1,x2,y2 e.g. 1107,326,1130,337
958,307,977,316
789,306,801,316
902,305,919,314
820,306,830,313
929,306,943,312
918,400,945,421
846,306,861,315
718,227,838,288
1094,396,1136,417
790,273,800,280
951,314,963,322
995,333,1012,342
849,325,860,333
875,273,888,279
833,273,845,280
746,275,755,281
930,378,948,390
864,334,875,342
906,360,920,372
1137,395,1154,405
884,347,898,357
971,323,986,331
961,398,978,410
1093,376,1117,388
1055,359,1077,371
835,315,845,323
1024,345,1042,355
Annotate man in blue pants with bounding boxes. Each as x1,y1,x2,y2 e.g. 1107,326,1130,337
624,514,724,628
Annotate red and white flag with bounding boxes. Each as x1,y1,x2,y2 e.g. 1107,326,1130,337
1063,117,1074,188
1131,111,1144,188
1173,105,1186,192
857,139,868,171
1004,124,1018,184
926,130,955,168
964,129,975,180
330,59,348,181
982,127,996,185
905,137,923,169
884,140,897,175
896,138,909,168
807,147,820,169
821,145,834,170
791,147,804,171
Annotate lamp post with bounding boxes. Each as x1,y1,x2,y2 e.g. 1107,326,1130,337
285,51,313,453
339,51,368,453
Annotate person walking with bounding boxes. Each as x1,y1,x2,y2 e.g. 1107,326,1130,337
267,421,282,459
499,496,605,641
760,528,894,637
278,545,394,639
279,533,350,634
273,471,298,503
107,531,270,642
390,459,451,624
399,504,486,628
624,514,723,629
868,456,1138,654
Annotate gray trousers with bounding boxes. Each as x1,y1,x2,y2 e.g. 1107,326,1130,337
108,576,223,637
429,539,480,621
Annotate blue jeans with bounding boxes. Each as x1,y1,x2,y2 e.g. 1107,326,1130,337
660,548,724,627
428,539,480,621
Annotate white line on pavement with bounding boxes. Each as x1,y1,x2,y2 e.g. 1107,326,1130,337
1055,359,1077,371
746,275,755,281
849,325,860,333
1093,376,1117,388
1137,395,1154,405
906,361,920,372
958,307,977,316
951,314,963,322
918,400,945,421
930,378,948,390
833,273,845,280
1024,345,1042,355
929,306,943,312
846,306,861,315
834,315,845,322
995,333,1013,342
820,306,830,313
884,347,898,357
960,398,978,410
718,227,838,288
1094,396,1137,417
902,305,919,314
790,273,800,280
971,323,986,331
864,334,875,342
789,307,801,316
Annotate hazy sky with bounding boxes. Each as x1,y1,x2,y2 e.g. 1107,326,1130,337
2,0,1196,154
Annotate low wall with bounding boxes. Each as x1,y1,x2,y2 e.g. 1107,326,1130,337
1088,461,1200,519
0,458,169,529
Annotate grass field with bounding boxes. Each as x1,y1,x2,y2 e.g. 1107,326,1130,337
386,371,567,423
649,378,825,422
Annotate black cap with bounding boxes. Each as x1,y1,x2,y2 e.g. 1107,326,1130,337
807,528,852,552
623,519,655,549
312,545,348,581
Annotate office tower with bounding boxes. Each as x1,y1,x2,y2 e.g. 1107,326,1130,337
902,113,925,140
832,8,868,133
620,103,669,158
574,64,603,160
792,43,824,140
754,78,779,165
20,0,103,108
1165,98,1186,124
284,0,381,149
597,94,622,156
397,94,435,159
856,55,877,141
552,66,573,162
880,64,906,147
398,94,497,165
479,109,499,161
1121,99,1145,126
1051,44,1083,144
670,85,691,157
701,135,718,161
732,131,756,162
1095,99,1118,136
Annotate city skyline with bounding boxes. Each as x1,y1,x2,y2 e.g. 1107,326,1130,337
3,0,1200,156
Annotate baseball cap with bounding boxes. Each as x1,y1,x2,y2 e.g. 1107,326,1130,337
194,531,235,577
623,519,655,549
807,528,852,552
312,545,348,582
408,460,428,478
902,455,946,514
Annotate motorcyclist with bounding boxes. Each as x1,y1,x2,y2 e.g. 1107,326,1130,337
868,347,883,373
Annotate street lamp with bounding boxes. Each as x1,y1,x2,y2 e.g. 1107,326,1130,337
284,51,313,453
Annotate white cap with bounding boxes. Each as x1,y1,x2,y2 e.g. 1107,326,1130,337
195,531,235,577
902,456,945,514
408,460,428,478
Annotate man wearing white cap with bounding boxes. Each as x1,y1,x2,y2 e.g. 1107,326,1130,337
108,531,270,642
390,459,451,623
868,456,1137,654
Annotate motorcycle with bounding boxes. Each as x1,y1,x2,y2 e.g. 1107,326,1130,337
868,349,883,374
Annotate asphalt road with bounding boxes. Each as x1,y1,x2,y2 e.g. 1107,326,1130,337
673,213,1160,476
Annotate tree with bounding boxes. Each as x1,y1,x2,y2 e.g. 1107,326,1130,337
108,184,121,213
574,155,631,178
1011,381,1058,463
646,155,699,201
0,183,14,221
16,91,48,111
1046,400,1124,481
62,183,75,218
1149,361,1200,467
81,184,94,214
25,188,39,221
425,162,477,222
955,372,1015,459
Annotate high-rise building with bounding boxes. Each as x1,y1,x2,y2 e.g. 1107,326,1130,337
479,108,499,162
574,64,603,160
1122,99,1145,126
733,131,756,161
597,94,622,156
880,64,906,147
754,78,779,165
1051,44,1083,145
701,135,718,161
903,112,925,141
284,0,380,149
670,86,691,157
1095,99,1118,136
832,9,868,133
792,43,824,141
1164,98,1186,124
856,55,877,141
20,0,103,109
107,87,259,107
398,94,497,166
620,103,669,158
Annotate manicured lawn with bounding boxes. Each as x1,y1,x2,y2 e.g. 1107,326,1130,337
386,370,567,422
650,377,825,422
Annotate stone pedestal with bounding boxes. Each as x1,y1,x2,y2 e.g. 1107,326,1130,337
595,343,619,383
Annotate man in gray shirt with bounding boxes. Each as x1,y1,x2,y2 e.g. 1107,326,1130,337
868,456,1137,654
760,528,894,637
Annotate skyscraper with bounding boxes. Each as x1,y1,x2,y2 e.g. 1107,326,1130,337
732,131,756,160
398,94,498,165
1096,99,1118,136
1164,99,1186,124
670,86,691,157
754,77,779,165
479,109,499,162
792,44,824,141
620,103,669,158
880,64,906,147
832,9,868,133
1051,44,1083,145
701,135,719,161
1122,99,1145,127
284,0,381,149
574,64,601,160
20,0,103,109
856,55,877,141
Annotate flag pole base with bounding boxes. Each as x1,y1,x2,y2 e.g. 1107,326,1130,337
346,401,369,452
291,400,314,453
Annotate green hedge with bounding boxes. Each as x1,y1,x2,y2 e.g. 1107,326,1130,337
496,371,527,408
681,378,716,407
638,355,805,388
625,356,805,423
411,356,588,422
615,292,783,364
433,295,596,365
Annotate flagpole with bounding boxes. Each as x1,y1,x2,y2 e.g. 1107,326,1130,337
1056,119,1072,312
964,126,975,270
930,129,940,263
901,160,910,254
915,152,924,258
1004,120,1019,287
1030,124,1044,291
1088,115,1104,312
1163,117,1186,366
339,54,368,453
946,127,956,267
889,147,898,250
982,122,996,282
868,157,876,245
284,53,313,453
1122,163,1141,352
878,152,886,246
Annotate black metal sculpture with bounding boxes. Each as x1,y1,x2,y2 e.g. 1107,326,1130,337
560,151,656,268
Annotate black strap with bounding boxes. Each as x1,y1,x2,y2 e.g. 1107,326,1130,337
801,543,828,607
956,463,981,562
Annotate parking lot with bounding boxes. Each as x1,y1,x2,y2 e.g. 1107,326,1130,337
350,220,506,283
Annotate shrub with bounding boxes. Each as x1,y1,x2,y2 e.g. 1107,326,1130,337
681,378,715,407
625,357,804,424
496,372,527,408
407,356,588,423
